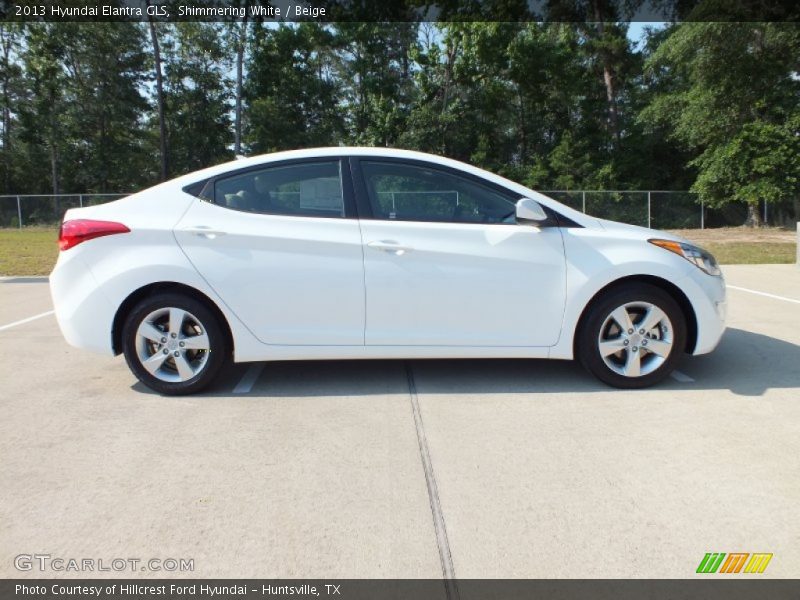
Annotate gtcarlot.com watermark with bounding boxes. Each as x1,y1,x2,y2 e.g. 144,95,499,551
14,553,194,573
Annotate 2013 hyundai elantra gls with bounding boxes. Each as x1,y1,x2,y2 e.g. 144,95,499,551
49,148,726,395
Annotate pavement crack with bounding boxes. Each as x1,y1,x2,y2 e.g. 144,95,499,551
405,361,459,600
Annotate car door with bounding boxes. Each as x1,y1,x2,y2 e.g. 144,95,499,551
175,158,365,346
352,158,567,347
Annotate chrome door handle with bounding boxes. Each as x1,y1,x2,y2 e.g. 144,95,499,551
183,226,227,239
367,240,413,255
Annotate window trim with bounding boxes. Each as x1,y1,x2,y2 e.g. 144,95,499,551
349,156,567,227
182,157,358,220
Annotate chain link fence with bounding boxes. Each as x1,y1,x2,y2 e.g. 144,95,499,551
542,191,783,229
0,194,128,228
0,191,789,229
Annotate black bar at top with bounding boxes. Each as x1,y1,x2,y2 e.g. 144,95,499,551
3,0,800,23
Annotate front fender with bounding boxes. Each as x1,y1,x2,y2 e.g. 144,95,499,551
549,228,697,360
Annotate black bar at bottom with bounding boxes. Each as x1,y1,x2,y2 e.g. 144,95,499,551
3,579,800,600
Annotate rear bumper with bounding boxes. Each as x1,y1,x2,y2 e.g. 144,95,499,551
49,251,116,356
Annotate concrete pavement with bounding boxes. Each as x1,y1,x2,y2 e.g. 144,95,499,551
0,265,798,578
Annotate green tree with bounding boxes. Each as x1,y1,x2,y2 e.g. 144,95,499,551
61,23,151,192
641,22,800,225
398,23,463,156
332,22,418,145
245,23,343,153
145,3,169,180
0,23,24,195
16,23,69,196
15,23,152,198
402,22,644,192
163,23,233,175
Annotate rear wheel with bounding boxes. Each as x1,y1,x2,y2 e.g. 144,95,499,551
122,293,228,395
577,284,686,389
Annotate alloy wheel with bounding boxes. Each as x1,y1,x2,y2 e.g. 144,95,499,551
134,307,211,383
597,301,674,378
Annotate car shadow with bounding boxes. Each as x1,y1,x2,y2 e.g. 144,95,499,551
131,328,799,398
403,327,800,398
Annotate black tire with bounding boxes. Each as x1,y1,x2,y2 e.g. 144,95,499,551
577,283,687,389
122,292,229,395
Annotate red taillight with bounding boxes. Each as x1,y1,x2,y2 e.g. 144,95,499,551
58,219,130,251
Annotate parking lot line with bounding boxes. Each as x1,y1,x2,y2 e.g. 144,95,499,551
727,285,800,305
0,310,54,332
232,362,265,393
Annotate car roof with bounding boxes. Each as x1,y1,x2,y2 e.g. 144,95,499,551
176,147,479,180
163,146,591,226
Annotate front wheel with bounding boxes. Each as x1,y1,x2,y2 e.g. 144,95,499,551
577,284,687,389
122,293,229,395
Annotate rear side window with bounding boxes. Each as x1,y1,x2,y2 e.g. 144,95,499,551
213,161,345,218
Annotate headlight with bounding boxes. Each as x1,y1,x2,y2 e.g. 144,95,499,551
648,239,721,276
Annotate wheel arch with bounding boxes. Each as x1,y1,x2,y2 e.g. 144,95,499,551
573,275,698,356
111,281,234,356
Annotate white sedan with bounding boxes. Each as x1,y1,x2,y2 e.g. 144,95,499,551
50,148,726,395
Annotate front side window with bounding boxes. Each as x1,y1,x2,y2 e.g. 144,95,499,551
214,161,344,218
360,161,517,224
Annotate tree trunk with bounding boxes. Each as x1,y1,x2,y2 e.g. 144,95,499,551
440,36,458,154
590,0,620,145
48,82,59,200
50,134,59,221
234,2,249,156
1,79,8,193
50,147,58,194
147,5,168,181
1,26,11,194
517,87,527,163
744,202,762,228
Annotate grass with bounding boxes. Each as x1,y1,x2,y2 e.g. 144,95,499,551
0,227,59,276
694,242,795,265
0,225,796,276
668,226,797,265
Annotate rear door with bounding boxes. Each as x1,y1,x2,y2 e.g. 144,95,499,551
352,158,567,347
175,158,365,346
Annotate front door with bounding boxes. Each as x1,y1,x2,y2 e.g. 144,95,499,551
353,159,567,347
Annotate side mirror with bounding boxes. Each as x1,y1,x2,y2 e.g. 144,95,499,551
515,198,548,224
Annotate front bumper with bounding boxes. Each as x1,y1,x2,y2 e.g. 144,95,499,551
683,267,727,355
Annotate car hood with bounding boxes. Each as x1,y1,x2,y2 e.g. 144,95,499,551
594,218,691,245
